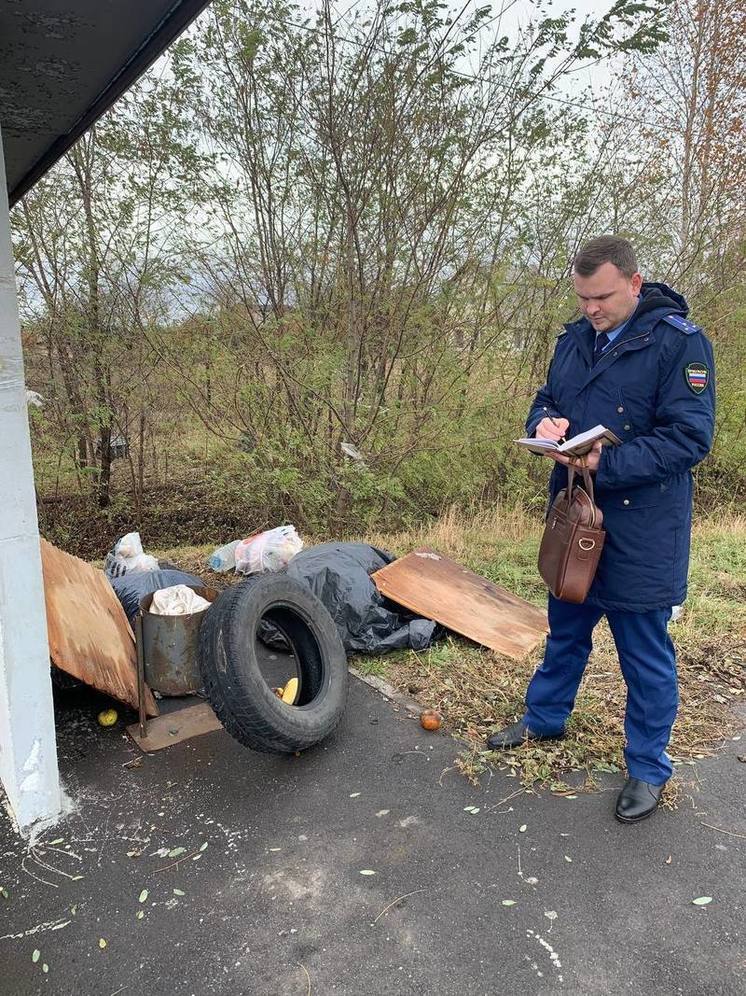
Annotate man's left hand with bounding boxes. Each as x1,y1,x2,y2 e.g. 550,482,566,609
545,439,603,471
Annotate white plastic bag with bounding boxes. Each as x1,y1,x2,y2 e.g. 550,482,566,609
235,526,303,575
149,585,212,616
105,531,159,578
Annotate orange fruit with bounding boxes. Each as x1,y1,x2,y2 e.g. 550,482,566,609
420,709,442,731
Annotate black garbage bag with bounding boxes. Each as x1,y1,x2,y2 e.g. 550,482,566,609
268,542,437,655
110,569,204,621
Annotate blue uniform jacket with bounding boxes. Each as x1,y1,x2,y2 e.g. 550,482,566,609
527,282,716,612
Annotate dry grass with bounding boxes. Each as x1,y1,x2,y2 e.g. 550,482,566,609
355,505,746,791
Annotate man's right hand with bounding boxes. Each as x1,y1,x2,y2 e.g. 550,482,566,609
535,416,569,441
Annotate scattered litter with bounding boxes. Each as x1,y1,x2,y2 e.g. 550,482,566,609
463,805,480,814
665,856,672,864
136,910,144,920
519,825,527,833
167,848,186,858
42,964,49,973
564,855,572,863
138,889,148,903
173,889,185,896
199,842,209,852
359,870,376,876
692,896,713,906
501,900,517,907
99,938,107,949
32,950,40,963
349,793,361,798
375,810,390,818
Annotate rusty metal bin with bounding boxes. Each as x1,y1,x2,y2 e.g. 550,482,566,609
138,586,217,695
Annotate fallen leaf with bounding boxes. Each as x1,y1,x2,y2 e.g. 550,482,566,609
349,792,361,798
48,839,64,846
42,964,49,974
501,900,517,907
136,911,144,920
692,896,712,906
564,855,572,862
375,810,390,817
359,869,376,876
167,847,186,858
0,886,8,900
32,950,40,964
173,888,185,896
544,911,557,921
519,825,527,833
138,889,149,903
665,856,672,864
99,938,107,949
199,842,208,852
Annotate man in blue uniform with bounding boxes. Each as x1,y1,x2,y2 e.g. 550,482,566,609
487,236,716,823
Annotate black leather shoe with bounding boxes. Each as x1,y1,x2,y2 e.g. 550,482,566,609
615,777,664,823
486,719,565,751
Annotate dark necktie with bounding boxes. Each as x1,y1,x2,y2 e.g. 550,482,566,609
593,332,610,364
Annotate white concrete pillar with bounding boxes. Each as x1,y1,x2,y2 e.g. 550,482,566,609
0,124,61,832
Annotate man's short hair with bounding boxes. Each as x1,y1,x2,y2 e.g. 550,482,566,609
573,236,638,278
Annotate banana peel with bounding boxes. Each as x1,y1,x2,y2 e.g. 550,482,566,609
281,677,298,704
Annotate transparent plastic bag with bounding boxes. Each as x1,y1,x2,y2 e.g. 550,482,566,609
105,531,159,578
235,526,303,575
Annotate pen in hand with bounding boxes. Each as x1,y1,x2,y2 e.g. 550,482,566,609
545,411,567,443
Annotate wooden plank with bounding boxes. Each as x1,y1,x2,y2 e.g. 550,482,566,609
372,547,548,659
127,701,222,752
40,539,158,716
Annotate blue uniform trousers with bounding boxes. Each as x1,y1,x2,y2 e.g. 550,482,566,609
524,595,677,785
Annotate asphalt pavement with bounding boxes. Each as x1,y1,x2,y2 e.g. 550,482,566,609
1,674,744,995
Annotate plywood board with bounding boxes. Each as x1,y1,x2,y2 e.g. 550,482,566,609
40,539,158,716
372,547,548,659
127,701,222,752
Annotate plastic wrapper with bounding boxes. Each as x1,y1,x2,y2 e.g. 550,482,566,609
235,525,303,575
149,585,212,616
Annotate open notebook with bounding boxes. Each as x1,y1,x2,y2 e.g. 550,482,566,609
514,424,622,457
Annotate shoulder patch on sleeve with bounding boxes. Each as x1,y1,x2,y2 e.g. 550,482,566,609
662,314,702,335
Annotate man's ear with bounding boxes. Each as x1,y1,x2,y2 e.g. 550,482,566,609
631,272,643,295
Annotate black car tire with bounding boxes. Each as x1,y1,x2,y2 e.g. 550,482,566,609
199,574,348,753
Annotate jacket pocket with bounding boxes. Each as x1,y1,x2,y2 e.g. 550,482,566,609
600,480,670,510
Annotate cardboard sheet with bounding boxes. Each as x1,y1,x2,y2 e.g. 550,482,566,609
372,547,548,659
40,539,158,716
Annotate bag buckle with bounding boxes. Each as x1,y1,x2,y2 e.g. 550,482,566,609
578,538,595,551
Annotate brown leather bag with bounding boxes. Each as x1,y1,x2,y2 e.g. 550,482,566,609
538,463,606,603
